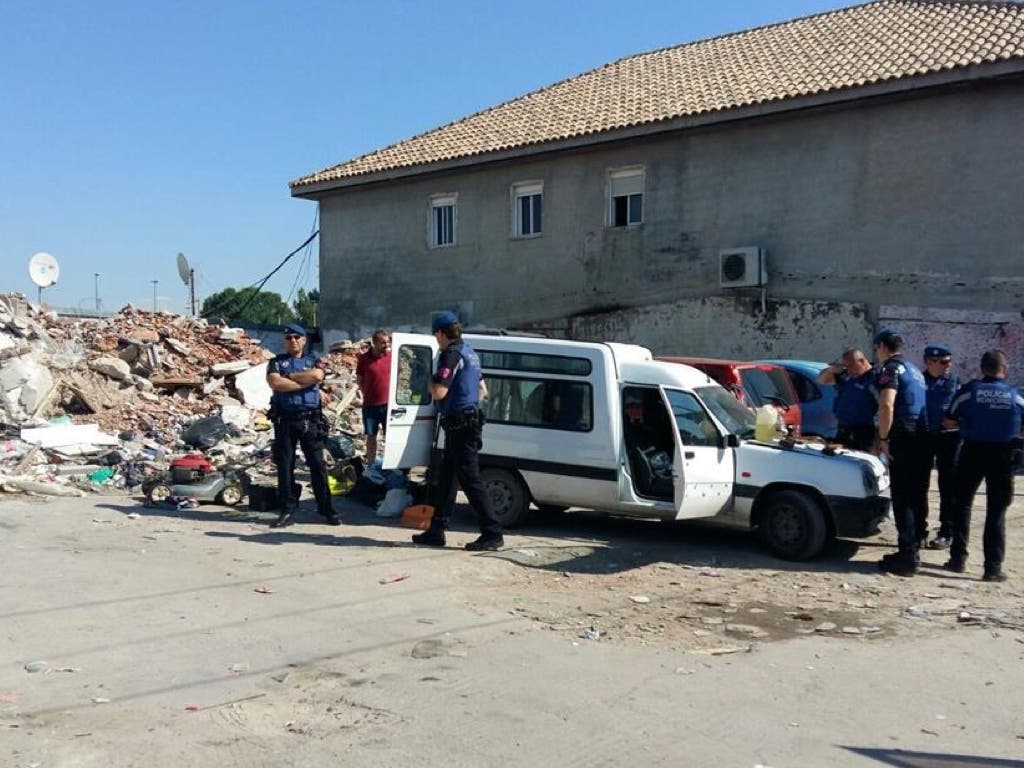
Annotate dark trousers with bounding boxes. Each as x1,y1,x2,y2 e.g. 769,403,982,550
889,426,925,558
429,423,502,539
836,424,875,452
273,413,332,517
950,441,1014,570
916,431,959,539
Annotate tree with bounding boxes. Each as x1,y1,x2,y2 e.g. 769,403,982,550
201,287,296,326
292,288,319,328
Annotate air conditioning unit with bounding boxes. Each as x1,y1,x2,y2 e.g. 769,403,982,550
719,247,767,288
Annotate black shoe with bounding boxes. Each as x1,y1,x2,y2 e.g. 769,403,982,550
878,554,916,576
412,529,446,547
465,536,504,552
270,512,295,528
943,558,966,573
982,570,1007,583
321,513,342,526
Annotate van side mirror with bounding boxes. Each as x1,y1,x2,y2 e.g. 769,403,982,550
724,433,740,448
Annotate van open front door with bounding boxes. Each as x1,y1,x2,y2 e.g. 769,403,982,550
660,388,735,520
382,333,439,470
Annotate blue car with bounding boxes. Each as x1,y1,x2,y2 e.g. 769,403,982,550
758,360,838,439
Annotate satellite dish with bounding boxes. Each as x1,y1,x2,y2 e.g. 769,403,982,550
28,252,60,288
176,252,191,286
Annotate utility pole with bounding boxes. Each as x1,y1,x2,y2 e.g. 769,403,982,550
151,279,158,312
94,273,100,312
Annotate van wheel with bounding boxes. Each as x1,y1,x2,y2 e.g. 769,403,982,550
758,490,828,560
481,468,529,528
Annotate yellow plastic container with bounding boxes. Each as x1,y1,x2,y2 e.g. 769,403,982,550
755,406,780,442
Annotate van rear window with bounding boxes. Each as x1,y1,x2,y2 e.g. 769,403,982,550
477,350,591,376
481,376,593,432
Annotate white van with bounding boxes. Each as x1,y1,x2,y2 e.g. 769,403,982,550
384,333,890,560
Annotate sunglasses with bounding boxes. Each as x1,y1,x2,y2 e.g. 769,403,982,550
284,334,303,340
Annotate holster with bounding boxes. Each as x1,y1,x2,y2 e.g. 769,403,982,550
441,408,480,433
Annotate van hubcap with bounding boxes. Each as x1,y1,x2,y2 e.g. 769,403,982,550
772,505,804,545
487,481,514,515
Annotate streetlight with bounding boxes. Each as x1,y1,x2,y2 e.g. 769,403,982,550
151,279,158,312
94,273,100,312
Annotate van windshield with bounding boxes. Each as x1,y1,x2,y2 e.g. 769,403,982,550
696,386,756,438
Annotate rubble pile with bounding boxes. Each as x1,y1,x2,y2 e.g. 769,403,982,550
0,292,367,498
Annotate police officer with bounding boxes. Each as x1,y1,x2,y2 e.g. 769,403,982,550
942,350,1023,582
817,347,877,451
265,323,339,528
412,311,503,551
918,344,960,550
873,329,927,576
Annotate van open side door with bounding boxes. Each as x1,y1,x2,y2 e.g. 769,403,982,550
382,332,438,470
660,388,735,519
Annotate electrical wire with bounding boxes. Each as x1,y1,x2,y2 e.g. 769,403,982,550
200,228,320,321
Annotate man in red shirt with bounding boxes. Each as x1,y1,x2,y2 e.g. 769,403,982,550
356,329,392,464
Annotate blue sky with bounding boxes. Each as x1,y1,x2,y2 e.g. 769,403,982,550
1,0,846,315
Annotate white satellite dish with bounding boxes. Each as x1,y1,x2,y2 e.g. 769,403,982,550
176,252,191,286
28,252,60,288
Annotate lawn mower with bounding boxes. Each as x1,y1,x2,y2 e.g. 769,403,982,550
142,453,245,506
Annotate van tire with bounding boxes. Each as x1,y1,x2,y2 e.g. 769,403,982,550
758,489,827,560
481,468,530,528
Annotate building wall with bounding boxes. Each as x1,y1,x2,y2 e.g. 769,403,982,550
315,78,1024,350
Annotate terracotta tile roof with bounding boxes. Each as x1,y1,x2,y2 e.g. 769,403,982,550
291,1,1024,190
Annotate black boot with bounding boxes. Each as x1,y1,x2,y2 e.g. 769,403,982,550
412,528,446,547
465,535,504,552
270,511,296,528
878,551,916,576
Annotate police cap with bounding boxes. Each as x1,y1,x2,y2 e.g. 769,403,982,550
282,323,306,337
923,343,951,360
431,310,459,333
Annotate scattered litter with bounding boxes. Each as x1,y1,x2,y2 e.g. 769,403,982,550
90,697,111,704
125,513,140,520
813,622,836,633
254,585,274,594
379,573,410,585
938,580,973,591
841,626,862,635
579,627,601,641
228,663,250,674
726,623,768,638
690,645,752,656
23,661,47,673
628,595,650,604
902,606,931,620
921,728,939,737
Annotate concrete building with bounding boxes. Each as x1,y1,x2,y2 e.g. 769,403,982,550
291,0,1024,378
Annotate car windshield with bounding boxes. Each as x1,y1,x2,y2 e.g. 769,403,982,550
696,385,756,438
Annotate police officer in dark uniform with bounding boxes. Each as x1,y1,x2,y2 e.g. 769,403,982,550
817,347,877,451
873,329,927,576
412,311,503,551
265,323,339,528
918,343,960,550
942,350,1023,582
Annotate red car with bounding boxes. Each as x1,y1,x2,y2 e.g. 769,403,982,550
656,356,803,433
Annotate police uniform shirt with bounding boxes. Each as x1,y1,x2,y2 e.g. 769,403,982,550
833,369,878,427
923,370,960,433
875,355,926,426
268,353,324,412
946,377,1024,444
433,340,482,416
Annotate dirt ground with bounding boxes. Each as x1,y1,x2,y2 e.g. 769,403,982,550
2,478,1023,767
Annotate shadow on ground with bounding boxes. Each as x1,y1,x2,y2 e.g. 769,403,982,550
842,746,1024,767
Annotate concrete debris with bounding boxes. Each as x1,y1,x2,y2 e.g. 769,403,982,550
0,293,370,499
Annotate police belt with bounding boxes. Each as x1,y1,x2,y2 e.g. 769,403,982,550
276,407,322,422
891,420,920,435
440,407,481,432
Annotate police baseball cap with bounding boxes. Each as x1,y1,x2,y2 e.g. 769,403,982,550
924,343,951,359
872,328,898,346
431,311,459,333
283,323,306,337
